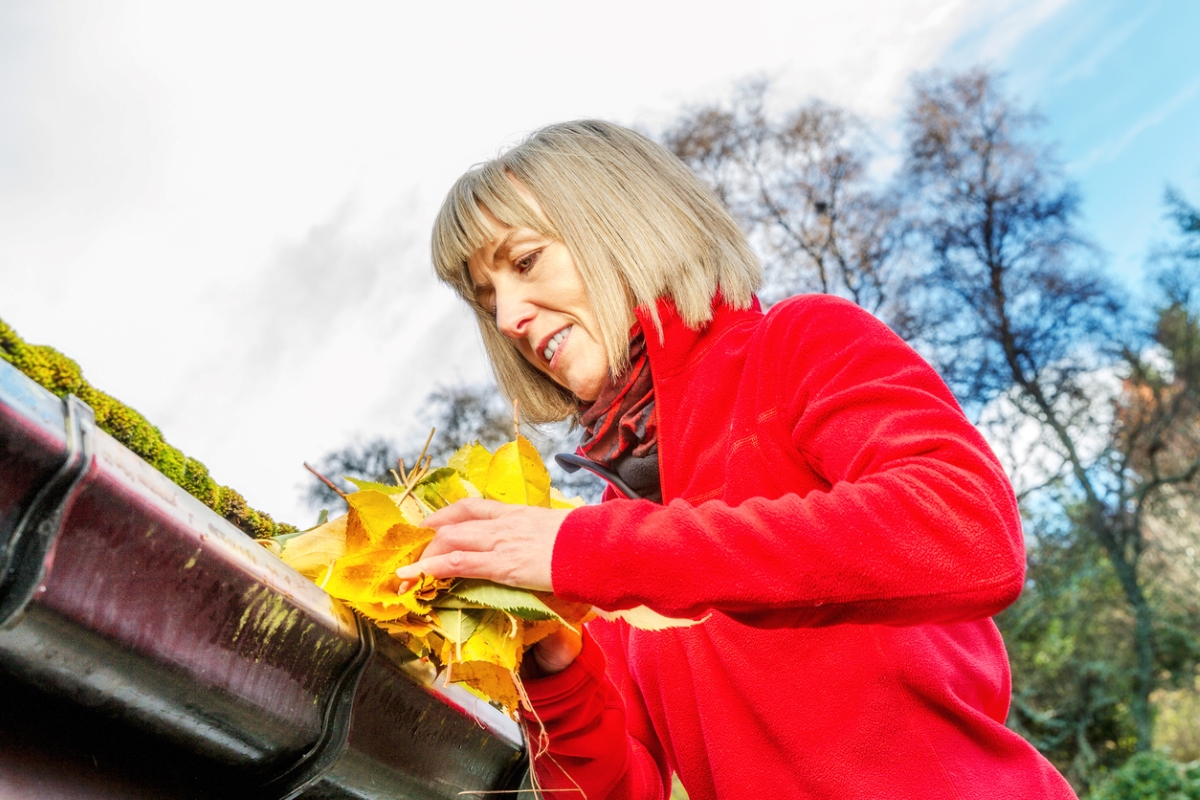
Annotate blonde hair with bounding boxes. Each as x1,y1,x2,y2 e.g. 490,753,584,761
432,120,761,422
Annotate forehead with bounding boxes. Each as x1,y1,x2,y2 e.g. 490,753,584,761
456,176,551,253
440,171,558,300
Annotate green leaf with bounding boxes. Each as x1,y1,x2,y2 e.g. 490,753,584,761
414,467,459,487
431,595,489,609
433,607,484,643
415,467,481,510
345,476,405,494
447,579,561,621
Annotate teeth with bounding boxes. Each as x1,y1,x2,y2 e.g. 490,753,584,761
543,327,569,362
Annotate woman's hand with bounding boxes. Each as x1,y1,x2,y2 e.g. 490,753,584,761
524,626,583,677
396,498,572,593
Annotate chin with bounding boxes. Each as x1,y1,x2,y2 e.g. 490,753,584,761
572,382,605,403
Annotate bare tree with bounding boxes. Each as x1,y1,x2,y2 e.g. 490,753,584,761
304,383,602,510
661,79,917,333
904,68,1200,757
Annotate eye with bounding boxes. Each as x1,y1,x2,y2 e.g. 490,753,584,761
513,249,540,273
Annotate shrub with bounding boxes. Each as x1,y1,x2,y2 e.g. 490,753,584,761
1090,752,1200,800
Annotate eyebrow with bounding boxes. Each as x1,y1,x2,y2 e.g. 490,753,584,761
489,230,518,268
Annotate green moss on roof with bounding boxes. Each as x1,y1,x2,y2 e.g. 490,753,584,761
0,317,296,539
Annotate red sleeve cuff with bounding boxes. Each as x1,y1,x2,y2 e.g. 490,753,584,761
552,500,663,609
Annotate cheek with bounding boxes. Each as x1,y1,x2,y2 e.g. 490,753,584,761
577,339,611,389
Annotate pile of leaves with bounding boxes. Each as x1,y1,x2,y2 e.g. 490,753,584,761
270,435,595,714
0,316,295,538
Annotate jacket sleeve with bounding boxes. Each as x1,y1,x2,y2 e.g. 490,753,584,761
520,624,671,799
551,296,1025,628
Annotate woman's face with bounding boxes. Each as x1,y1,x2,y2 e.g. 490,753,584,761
468,218,610,402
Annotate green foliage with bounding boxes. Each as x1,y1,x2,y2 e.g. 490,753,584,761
1000,521,1139,790
343,476,406,494
1090,752,1200,800
447,580,560,621
0,316,295,539
1155,675,1200,764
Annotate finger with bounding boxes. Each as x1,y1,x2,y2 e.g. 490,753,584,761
395,550,497,583
413,519,502,563
422,497,513,529
396,519,505,591
397,521,498,581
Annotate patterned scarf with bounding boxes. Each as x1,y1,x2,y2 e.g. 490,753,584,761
578,323,658,470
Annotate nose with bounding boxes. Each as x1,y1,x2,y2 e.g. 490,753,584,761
494,288,536,341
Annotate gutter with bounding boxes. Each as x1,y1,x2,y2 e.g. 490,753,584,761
0,358,527,798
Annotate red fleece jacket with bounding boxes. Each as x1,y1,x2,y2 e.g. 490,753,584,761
524,294,1076,799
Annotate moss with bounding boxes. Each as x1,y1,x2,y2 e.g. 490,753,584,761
0,316,297,538
154,443,187,484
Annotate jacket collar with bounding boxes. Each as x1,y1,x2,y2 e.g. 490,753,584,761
634,292,763,381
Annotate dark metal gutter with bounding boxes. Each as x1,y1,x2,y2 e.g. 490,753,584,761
0,359,526,798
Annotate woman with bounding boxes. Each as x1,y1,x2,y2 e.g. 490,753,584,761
397,121,1076,799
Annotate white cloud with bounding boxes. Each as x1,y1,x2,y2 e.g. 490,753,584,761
1051,4,1154,87
1071,74,1200,173
0,0,1070,521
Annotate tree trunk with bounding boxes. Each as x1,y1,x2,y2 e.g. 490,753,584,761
1130,593,1157,750
1103,539,1156,750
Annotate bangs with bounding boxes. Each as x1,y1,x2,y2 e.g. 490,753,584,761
432,162,559,312
429,119,761,423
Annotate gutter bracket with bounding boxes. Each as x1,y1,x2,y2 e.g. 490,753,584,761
0,393,95,629
255,610,376,800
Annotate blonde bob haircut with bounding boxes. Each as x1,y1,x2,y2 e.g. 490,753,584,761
431,120,762,423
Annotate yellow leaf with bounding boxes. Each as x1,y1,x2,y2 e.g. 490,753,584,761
377,613,437,639
348,600,412,623
322,523,435,606
414,468,475,510
390,492,429,524
345,490,409,548
375,520,436,558
485,436,551,508
550,487,586,509
522,594,595,646
279,514,348,580
459,611,522,671
450,661,521,713
408,574,454,607
448,441,492,488
324,552,404,604
521,619,560,647
538,593,596,629
285,435,594,713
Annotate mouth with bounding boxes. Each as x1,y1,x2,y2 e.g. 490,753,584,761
539,326,571,367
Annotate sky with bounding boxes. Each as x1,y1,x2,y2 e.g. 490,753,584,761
1,0,1198,526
